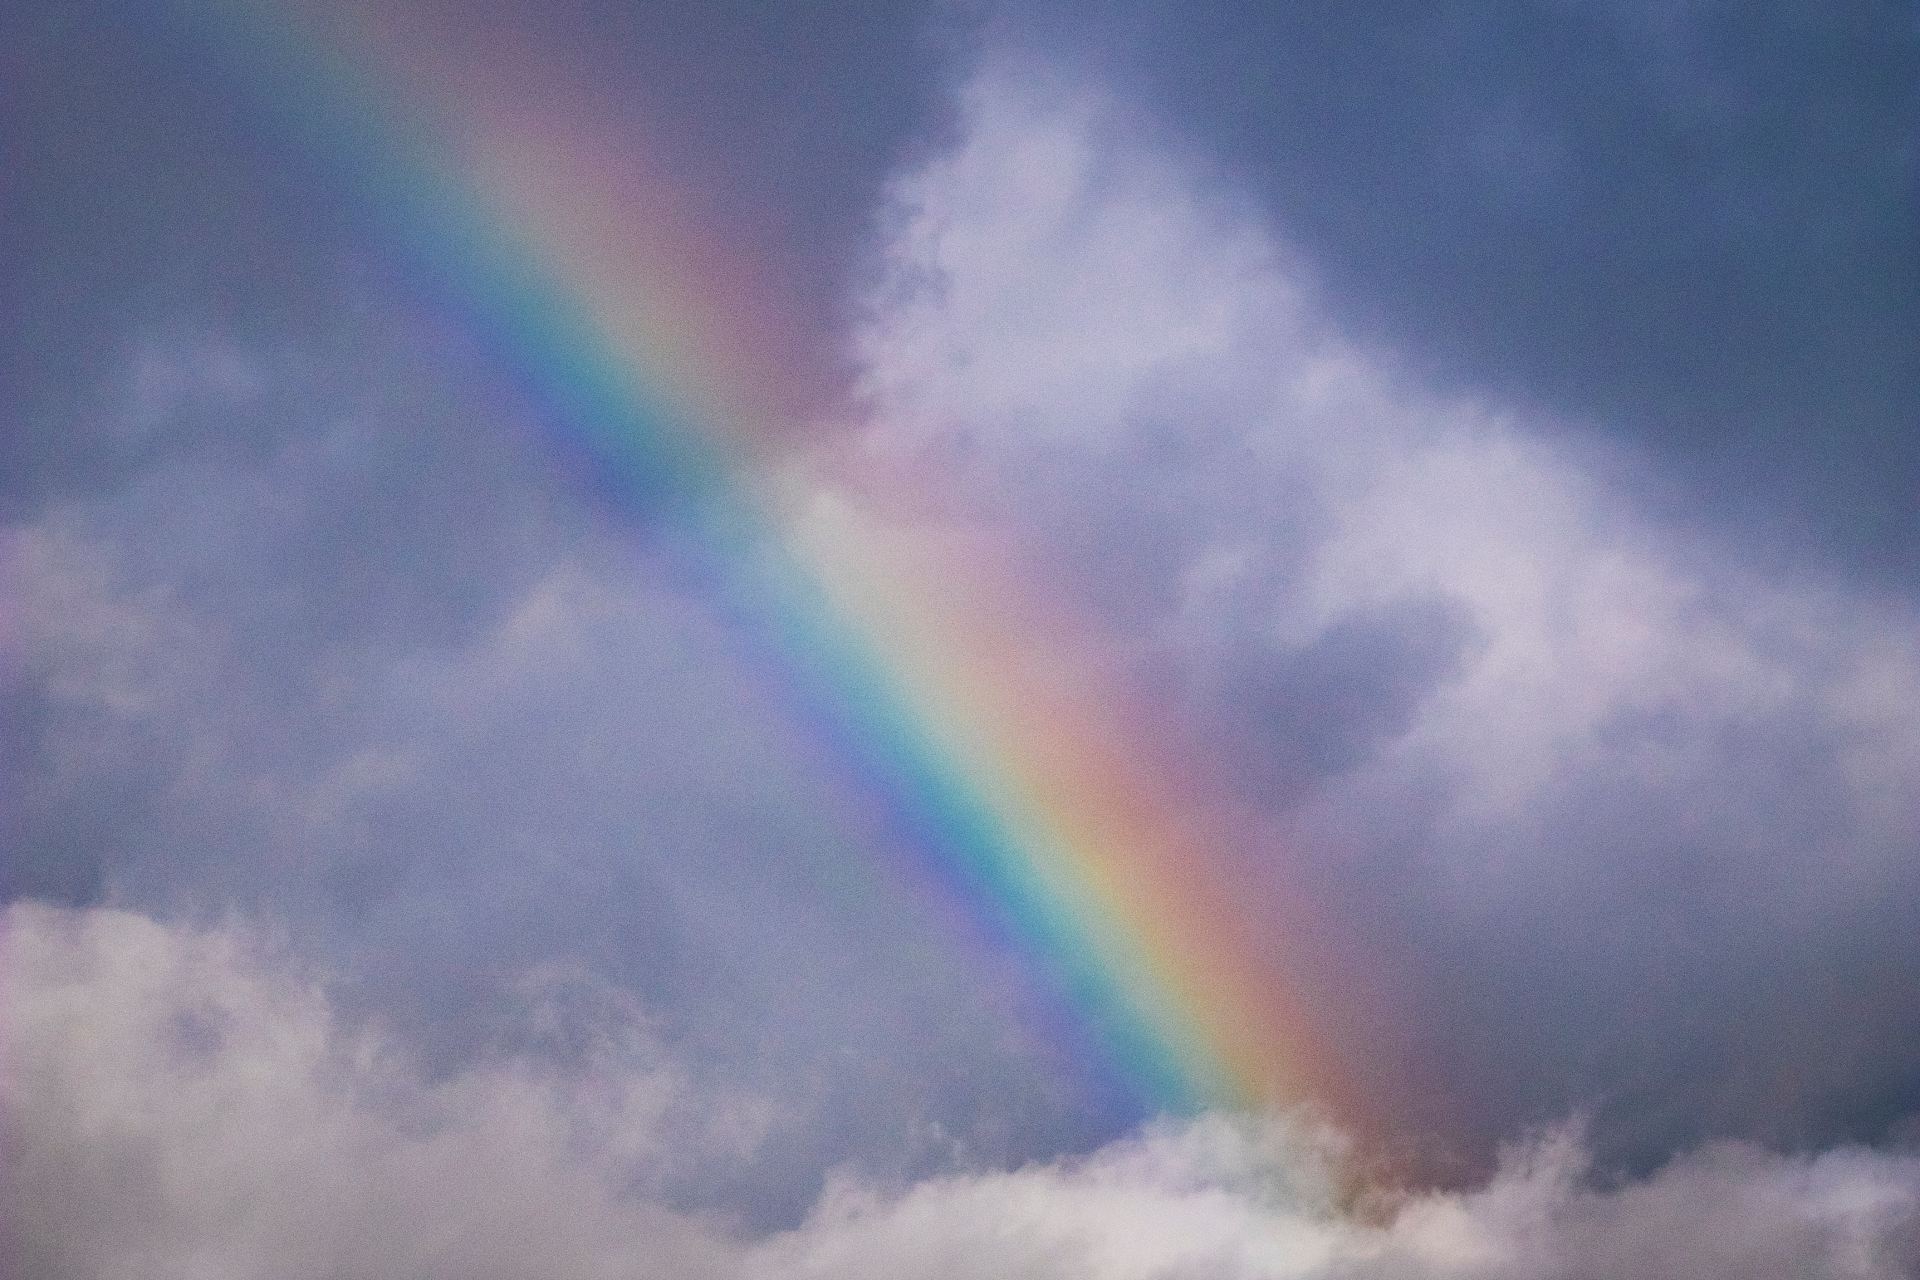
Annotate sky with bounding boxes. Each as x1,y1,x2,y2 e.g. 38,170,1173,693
2,2,1917,1277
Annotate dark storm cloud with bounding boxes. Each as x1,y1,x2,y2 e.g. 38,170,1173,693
0,0,958,522
533,0,961,331
0,2,1118,1220
1205,595,1482,791
1404,676,1920,1165
0,9,324,514
1007,0,1918,575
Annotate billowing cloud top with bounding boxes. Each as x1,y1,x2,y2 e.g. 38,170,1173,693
8,902,1918,1278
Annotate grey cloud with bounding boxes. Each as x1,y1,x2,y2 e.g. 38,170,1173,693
0,24,1028,1191
0,0,959,493
1,330,1117,1220
0,17,1029,1198
1203,596,1483,796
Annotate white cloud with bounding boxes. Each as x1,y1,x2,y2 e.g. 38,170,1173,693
0,901,741,1280
848,55,1920,893
6,903,1915,1280
828,53,1920,1149
759,1120,1919,1280
855,57,1304,456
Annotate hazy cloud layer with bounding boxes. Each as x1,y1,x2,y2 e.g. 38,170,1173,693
7,902,1917,1280
0,282,1159,1212
1,453,1108,1215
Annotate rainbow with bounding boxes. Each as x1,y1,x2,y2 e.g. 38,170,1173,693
159,0,1363,1125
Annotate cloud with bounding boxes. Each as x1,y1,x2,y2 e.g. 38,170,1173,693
6,902,1916,1279
763,1122,1920,1280
5,18,1916,1245
0,902,740,1280
999,0,1919,576
0,386,1117,1219
844,55,1920,1153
